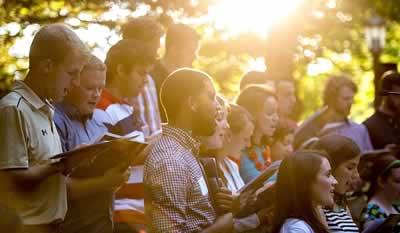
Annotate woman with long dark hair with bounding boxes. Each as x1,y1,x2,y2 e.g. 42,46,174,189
308,135,361,233
236,84,279,183
273,150,337,233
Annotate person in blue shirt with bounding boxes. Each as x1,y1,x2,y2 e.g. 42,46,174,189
236,84,279,183
54,55,128,233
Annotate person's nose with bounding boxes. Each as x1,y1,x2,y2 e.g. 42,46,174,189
332,176,338,186
94,88,102,99
273,113,279,123
352,170,360,180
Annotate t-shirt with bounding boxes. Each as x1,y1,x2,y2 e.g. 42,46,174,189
324,207,359,233
294,108,373,152
96,89,146,226
0,81,67,225
362,202,400,227
280,219,314,233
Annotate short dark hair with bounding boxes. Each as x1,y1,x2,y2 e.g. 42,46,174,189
227,104,253,134
165,23,199,52
160,68,213,122
105,39,156,86
29,23,89,70
380,71,400,95
121,16,164,41
236,84,276,115
306,134,360,171
273,150,330,233
239,71,271,91
323,75,357,106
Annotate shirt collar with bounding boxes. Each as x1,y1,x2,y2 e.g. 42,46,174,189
12,80,46,110
56,102,92,122
163,125,200,155
97,89,129,110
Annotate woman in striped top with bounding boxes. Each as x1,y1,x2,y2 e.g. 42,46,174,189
272,150,338,233
308,135,361,233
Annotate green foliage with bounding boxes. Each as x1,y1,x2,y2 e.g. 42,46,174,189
1,0,400,122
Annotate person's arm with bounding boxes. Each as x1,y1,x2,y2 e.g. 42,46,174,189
0,106,64,190
67,162,130,200
6,162,63,190
360,124,374,151
145,158,191,232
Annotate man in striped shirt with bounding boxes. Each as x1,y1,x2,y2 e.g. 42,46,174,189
121,17,164,139
96,39,156,233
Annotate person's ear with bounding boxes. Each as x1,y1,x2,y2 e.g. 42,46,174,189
188,96,199,112
38,59,53,75
116,64,126,79
377,176,386,189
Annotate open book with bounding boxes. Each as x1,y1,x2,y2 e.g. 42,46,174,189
51,130,152,177
234,165,277,218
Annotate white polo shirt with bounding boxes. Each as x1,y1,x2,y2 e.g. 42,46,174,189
0,80,67,225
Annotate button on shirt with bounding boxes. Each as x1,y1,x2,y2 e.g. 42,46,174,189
144,125,217,233
0,80,67,225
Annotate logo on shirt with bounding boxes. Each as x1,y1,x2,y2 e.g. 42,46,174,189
41,129,48,136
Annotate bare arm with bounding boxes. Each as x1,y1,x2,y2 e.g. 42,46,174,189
6,162,62,190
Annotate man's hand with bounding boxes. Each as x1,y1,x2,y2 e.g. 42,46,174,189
215,187,234,214
256,207,270,224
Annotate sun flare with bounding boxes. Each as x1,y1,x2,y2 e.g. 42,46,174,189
209,0,303,38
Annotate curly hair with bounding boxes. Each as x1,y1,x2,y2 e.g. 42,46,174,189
323,75,357,107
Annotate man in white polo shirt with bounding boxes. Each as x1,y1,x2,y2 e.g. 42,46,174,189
0,23,89,233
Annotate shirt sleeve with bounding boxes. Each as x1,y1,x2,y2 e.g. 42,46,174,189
0,106,29,169
145,157,192,233
360,124,374,152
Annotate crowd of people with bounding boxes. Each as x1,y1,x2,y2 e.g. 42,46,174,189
1,16,400,233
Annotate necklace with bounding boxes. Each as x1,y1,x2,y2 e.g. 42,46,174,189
247,144,272,171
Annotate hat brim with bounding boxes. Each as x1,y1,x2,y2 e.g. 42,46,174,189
380,91,400,96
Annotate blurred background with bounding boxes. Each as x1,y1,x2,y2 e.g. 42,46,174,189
1,0,399,122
